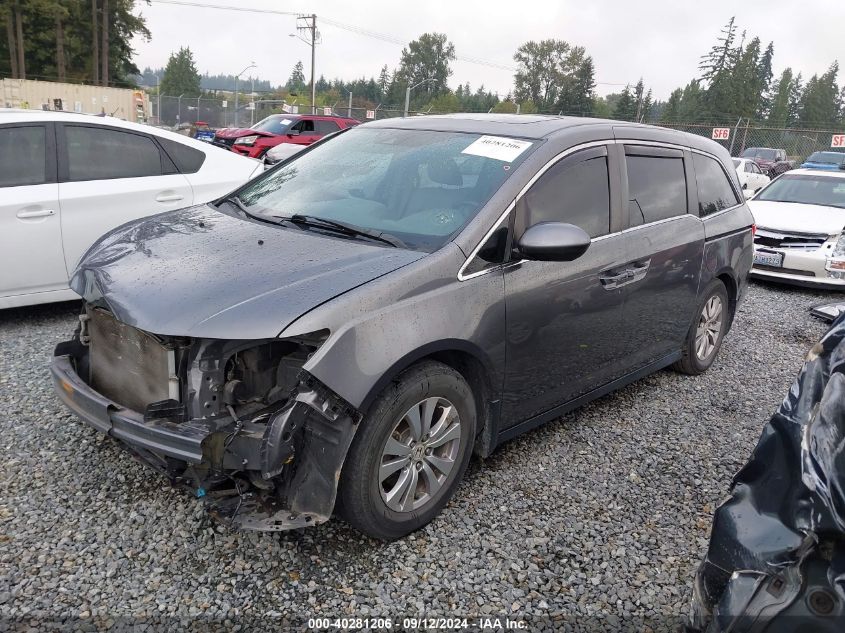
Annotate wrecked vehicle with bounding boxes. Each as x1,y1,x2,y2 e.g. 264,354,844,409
690,314,845,631
52,114,753,539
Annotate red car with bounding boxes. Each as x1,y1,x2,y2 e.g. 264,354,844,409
212,114,359,159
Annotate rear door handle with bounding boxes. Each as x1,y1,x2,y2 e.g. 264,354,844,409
16,209,55,219
155,193,184,203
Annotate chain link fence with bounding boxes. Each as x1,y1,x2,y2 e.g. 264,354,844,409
150,94,842,163
658,121,843,162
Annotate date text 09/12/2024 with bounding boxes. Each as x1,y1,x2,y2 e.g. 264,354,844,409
307,617,528,630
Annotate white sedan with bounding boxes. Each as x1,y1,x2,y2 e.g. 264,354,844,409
732,158,770,198
0,110,264,309
748,169,845,288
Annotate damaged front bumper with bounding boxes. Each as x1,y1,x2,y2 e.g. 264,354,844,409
51,343,360,532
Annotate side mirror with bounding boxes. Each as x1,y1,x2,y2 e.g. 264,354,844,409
517,222,591,262
743,188,755,200
287,129,301,137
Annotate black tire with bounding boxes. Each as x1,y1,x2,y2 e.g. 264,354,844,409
338,361,476,540
673,279,730,375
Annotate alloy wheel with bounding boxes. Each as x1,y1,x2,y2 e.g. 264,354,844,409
378,397,462,513
695,295,723,361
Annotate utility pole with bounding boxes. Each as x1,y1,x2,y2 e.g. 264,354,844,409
295,14,318,115
348,91,352,118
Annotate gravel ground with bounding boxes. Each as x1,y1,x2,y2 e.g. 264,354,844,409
0,281,839,631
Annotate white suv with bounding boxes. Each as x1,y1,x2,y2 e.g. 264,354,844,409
748,169,845,288
0,110,264,309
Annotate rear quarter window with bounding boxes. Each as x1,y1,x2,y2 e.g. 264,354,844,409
693,153,740,216
158,137,207,174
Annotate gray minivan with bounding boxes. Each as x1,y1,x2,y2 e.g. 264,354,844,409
52,114,753,539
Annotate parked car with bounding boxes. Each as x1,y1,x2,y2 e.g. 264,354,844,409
801,150,845,171
262,141,306,167
690,312,845,633
212,113,359,159
748,169,845,288
51,114,753,539
0,109,264,309
732,157,770,197
740,147,793,177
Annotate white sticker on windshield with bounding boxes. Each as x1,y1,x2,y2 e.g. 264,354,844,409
461,135,532,163
279,119,293,126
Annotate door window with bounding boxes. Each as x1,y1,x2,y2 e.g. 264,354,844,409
65,126,163,181
0,126,47,187
291,120,315,133
515,147,611,239
625,152,687,226
693,153,741,216
314,120,340,135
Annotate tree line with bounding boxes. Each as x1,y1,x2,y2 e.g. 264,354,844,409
3,7,843,129
1,0,150,88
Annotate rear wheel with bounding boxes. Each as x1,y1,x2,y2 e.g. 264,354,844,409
673,279,729,375
338,361,475,540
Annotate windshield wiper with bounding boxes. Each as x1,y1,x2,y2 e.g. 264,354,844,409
273,214,406,248
219,195,281,224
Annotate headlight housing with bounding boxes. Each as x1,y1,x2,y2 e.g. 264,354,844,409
825,230,845,278
234,134,259,146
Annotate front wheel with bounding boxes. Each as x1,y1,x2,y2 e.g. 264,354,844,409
673,279,729,375
338,361,476,540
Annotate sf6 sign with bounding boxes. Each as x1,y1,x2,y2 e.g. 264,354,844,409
712,128,730,140
832,134,845,148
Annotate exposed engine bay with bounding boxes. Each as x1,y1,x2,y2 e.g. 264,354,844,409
53,305,360,531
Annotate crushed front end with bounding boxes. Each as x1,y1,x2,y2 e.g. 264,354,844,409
51,305,360,531
690,313,845,631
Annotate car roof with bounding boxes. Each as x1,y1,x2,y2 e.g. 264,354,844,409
0,108,254,158
781,168,845,178
363,113,731,156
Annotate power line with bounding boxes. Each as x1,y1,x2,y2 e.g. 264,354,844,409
148,0,626,85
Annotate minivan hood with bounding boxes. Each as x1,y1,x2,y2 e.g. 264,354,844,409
70,205,425,339
747,199,845,235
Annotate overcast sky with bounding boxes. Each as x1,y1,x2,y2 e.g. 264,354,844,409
133,0,844,101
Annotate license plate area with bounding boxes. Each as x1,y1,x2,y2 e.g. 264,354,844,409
754,250,784,268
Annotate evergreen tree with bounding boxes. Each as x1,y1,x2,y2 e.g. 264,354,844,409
661,88,683,123
287,60,305,92
377,64,391,96
767,68,793,127
159,46,201,97
787,73,803,125
755,42,775,118
798,62,840,128
612,85,637,121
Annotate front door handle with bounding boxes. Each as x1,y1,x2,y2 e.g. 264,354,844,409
155,193,184,203
16,209,56,219
628,259,651,283
600,270,634,290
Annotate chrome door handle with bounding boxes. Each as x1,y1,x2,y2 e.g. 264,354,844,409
628,259,651,283
16,209,55,219
155,194,184,203
600,270,634,289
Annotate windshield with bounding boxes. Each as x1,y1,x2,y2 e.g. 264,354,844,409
742,148,777,160
806,152,845,165
234,127,536,252
251,115,296,135
756,174,845,209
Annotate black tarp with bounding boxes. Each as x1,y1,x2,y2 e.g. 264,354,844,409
691,313,845,631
